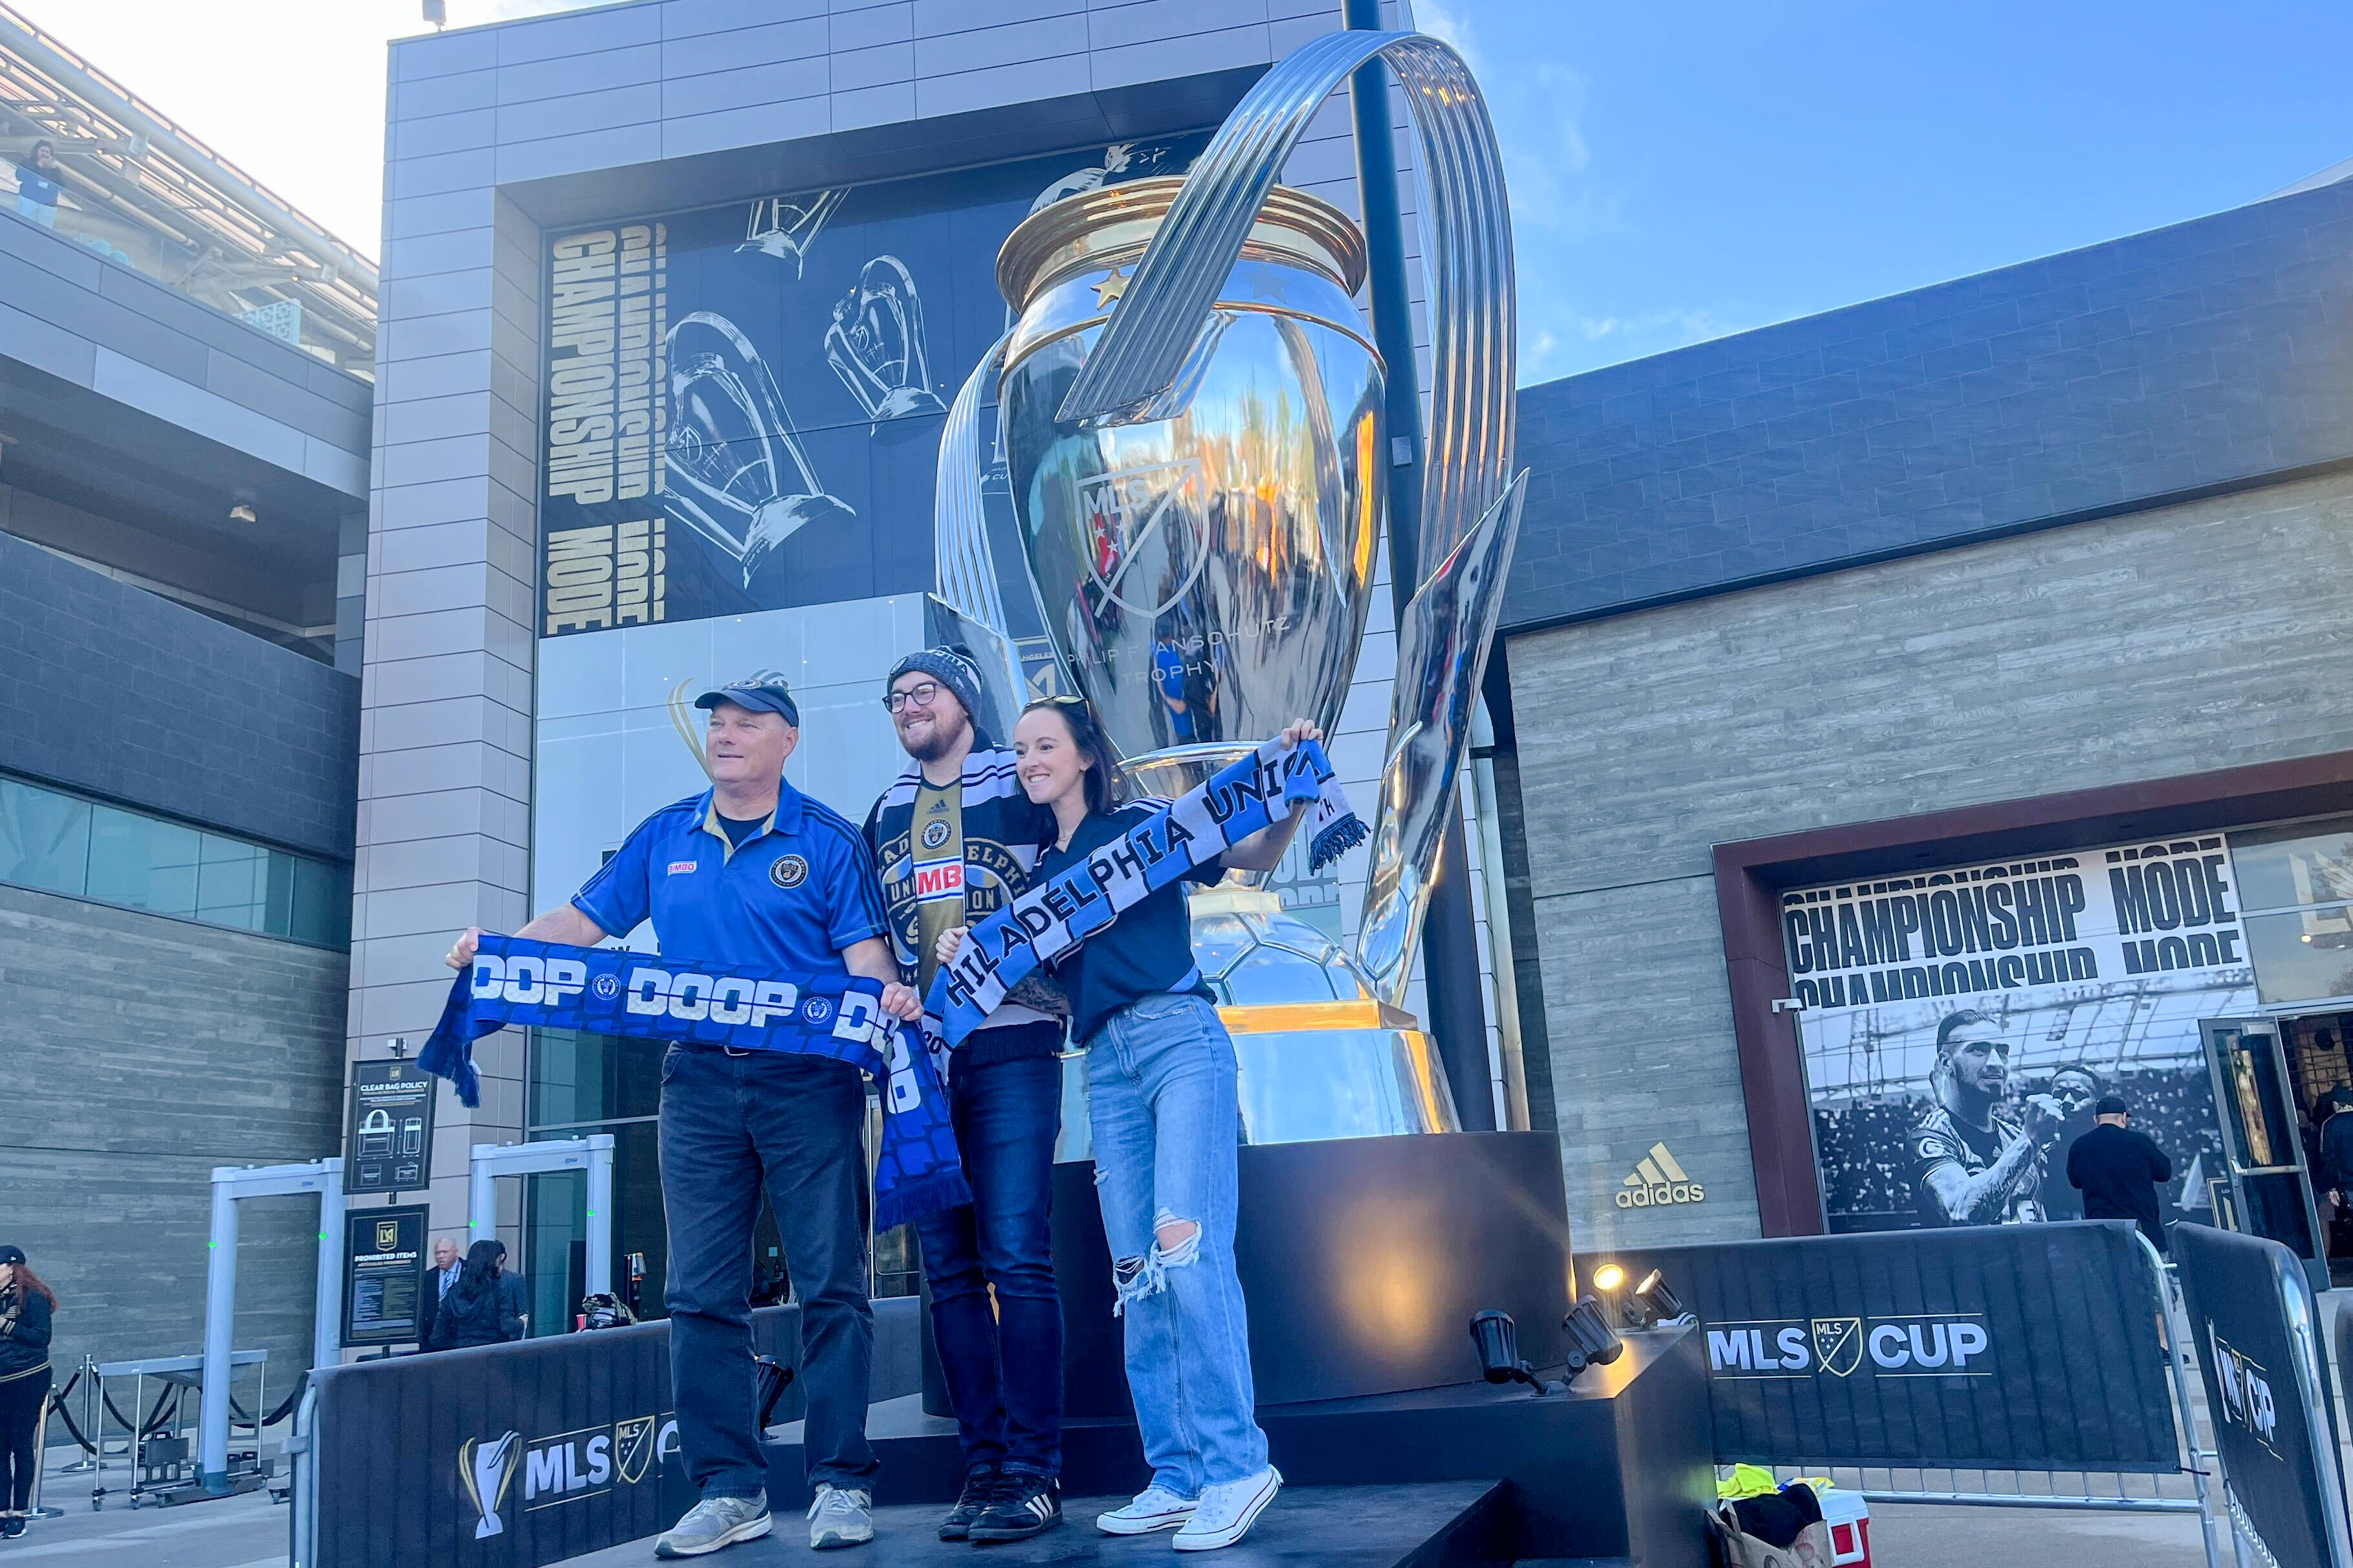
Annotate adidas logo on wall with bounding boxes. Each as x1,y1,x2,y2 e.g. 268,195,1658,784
1615,1142,1706,1209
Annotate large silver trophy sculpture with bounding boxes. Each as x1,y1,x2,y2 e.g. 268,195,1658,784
935,30,1526,1143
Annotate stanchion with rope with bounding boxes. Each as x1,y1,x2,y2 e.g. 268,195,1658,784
50,1355,98,1475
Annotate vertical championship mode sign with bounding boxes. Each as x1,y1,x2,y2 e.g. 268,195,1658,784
542,224,669,636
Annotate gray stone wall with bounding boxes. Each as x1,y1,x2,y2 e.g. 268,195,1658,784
0,883,348,1382
1508,467,2353,1248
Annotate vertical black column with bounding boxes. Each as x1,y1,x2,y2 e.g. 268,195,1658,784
1345,0,1496,1130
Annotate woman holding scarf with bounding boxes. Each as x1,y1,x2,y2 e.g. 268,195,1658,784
938,698,1320,1553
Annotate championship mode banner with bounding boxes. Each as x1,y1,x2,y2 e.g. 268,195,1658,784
1608,1222,2178,1472
2176,1222,2350,1568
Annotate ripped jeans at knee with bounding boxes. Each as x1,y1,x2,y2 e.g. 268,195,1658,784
1110,1208,1204,1317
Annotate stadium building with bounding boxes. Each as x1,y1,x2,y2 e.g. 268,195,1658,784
0,0,373,1386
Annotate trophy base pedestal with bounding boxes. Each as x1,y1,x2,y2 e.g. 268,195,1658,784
751,1329,1712,1565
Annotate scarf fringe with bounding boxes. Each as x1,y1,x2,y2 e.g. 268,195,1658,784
874,1167,973,1235
1308,812,1367,874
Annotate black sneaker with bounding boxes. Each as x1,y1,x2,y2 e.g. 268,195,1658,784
2,1515,27,1540
969,1475,1061,1543
939,1470,1003,1541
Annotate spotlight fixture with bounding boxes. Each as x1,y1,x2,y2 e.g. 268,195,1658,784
229,503,257,524
1590,1263,1626,1292
1624,1268,1689,1331
1468,1309,1563,1397
1560,1294,1625,1374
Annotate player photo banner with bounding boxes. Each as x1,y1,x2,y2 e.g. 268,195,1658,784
421,934,967,1230
1785,833,2250,1234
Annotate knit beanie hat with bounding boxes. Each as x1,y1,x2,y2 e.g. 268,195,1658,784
887,645,991,747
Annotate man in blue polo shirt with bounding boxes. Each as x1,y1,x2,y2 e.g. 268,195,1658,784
446,674,918,1557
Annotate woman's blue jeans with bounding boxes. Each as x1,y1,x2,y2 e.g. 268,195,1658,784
1084,992,1268,1495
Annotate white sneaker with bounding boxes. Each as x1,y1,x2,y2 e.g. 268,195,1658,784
1172,1467,1281,1552
808,1484,874,1551
1094,1484,1199,1535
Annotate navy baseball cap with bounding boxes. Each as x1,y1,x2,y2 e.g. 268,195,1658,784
694,673,800,725
2094,1096,2130,1117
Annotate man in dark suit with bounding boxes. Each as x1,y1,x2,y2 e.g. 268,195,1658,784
417,1235,463,1349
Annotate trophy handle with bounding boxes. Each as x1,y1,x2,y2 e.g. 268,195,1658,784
1054,28,1513,575
1355,470,1527,1007
933,330,1026,703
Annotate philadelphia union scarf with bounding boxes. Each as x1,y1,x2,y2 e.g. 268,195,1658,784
925,736,1362,1045
422,934,968,1230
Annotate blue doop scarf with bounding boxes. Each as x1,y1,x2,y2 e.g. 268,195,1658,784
421,934,969,1230
925,735,1363,1046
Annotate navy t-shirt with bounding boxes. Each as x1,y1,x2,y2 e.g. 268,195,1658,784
1037,801,1223,1042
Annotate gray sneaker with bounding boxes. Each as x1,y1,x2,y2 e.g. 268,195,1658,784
654,1494,772,1558
808,1483,875,1550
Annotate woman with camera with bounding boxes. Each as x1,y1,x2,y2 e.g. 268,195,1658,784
0,1244,56,1539
937,699,1318,1552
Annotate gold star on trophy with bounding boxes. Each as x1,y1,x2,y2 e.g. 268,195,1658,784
1089,267,1130,310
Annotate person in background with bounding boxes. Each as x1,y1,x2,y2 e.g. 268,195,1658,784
2066,1096,2172,1253
417,1235,463,1349
12,139,60,227
939,699,1317,1553
426,1241,526,1350
863,649,1066,1544
0,1245,56,1540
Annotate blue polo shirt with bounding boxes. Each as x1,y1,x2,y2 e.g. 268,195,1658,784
572,782,889,981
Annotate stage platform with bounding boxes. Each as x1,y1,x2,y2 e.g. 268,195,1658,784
562,1480,1519,1565
748,1325,1710,1564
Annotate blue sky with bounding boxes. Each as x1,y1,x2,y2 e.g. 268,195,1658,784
1420,0,2353,384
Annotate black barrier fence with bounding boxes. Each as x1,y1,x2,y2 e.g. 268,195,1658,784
2177,1222,2349,1568
1607,1221,2179,1474
291,1297,923,1568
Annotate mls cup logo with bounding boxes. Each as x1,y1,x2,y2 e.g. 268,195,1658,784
1811,1317,1864,1378
1078,458,1208,620
459,1430,522,1539
614,1416,657,1485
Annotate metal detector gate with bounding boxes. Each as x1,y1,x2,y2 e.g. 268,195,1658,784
469,1135,615,1307
199,1158,344,1494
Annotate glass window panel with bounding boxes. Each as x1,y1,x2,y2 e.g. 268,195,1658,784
291,856,351,947
87,805,201,916
2231,818,2353,913
2246,907,2353,1004
195,834,267,929
263,853,298,936
529,1029,661,1129
0,778,91,896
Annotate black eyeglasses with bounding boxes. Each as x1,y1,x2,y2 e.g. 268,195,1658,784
884,681,942,712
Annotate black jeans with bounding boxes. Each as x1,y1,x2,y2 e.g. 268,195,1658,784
660,1045,878,1498
913,1044,1065,1480
0,1366,48,1513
